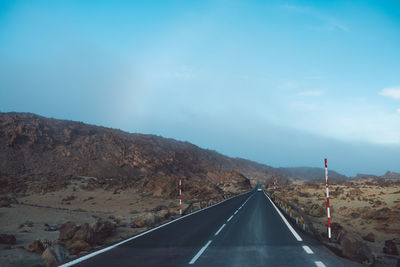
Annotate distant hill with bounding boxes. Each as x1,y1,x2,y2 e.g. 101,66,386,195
277,167,348,181
382,171,400,179
353,171,400,180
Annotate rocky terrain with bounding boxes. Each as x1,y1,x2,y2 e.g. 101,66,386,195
1,112,398,266
267,177,400,266
0,112,261,266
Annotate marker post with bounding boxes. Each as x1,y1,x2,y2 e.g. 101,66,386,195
325,158,331,241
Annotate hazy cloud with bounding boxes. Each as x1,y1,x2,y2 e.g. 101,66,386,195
380,87,400,99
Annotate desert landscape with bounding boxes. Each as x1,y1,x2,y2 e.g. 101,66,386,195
0,113,256,266
266,174,400,266
1,112,399,266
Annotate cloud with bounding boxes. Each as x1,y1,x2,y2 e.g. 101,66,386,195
397,108,400,113
298,90,323,96
380,87,400,99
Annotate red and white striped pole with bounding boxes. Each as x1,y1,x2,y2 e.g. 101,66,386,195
325,158,331,240
179,176,182,216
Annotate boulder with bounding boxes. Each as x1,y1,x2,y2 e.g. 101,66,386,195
42,245,69,267
0,234,16,245
72,223,94,244
152,205,170,219
58,221,78,241
27,240,45,254
131,212,161,228
362,232,375,243
383,239,399,255
340,232,373,264
66,239,92,255
91,219,116,244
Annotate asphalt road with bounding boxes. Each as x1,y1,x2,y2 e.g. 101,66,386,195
63,187,361,267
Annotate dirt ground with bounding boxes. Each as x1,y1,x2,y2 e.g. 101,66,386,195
0,180,185,267
272,178,400,265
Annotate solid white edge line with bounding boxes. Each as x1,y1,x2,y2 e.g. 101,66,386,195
263,191,303,241
302,245,314,254
59,191,252,266
214,224,226,236
315,261,326,267
189,240,212,264
227,215,234,222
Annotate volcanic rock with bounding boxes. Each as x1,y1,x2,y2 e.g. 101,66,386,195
42,245,69,267
27,240,46,254
131,212,161,228
58,221,78,241
91,218,116,244
340,232,373,264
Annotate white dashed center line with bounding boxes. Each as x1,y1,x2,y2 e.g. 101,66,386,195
214,224,226,236
315,261,326,267
302,245,314,254
189,240,212,264
227,215,234,222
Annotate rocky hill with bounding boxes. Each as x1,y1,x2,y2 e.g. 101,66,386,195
277,167,348,181
1,112,362,200
0,112,266,199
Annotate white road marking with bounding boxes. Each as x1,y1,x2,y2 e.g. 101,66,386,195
263,191,303,241
315,261,326,267
59,192,251,266
189,240,212,264
234,210,238,214
302,245,314,254
227,215,234,222
214,224,226,236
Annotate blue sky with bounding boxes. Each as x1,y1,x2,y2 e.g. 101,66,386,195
1,0,400,176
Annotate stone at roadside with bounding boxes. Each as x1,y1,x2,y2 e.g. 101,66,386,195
113,215,124,224
0,233,16,245
362,232,375,243
91,218,116,244
72,223,94,244
131,212,161,228
152,205,170,219
65,239,92,255
44,223,58,231
58,221,78,241
42,245,69,267
383,239,399,255
340,232,374,264
27,240,45,254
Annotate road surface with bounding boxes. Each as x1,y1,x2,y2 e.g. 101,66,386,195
61,186,360,267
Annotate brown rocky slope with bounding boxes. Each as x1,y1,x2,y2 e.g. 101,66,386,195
0,112,262,199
